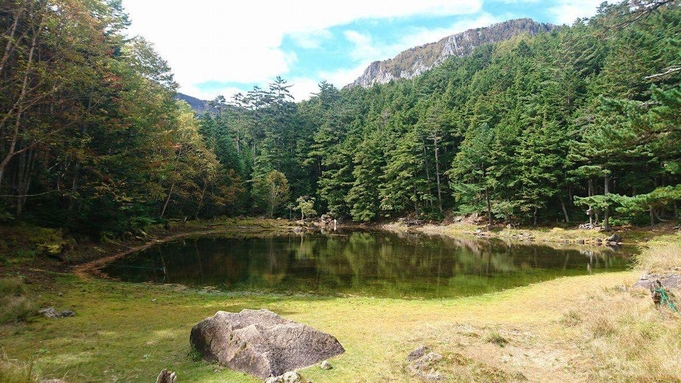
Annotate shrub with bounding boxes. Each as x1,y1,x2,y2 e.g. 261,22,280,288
0,277,25,296
0,277,36,324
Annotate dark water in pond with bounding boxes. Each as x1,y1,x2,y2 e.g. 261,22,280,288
102,231,635,299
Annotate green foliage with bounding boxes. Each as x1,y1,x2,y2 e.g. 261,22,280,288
0,204,14,224
294,196,317,220
252,170,291,218
1,0,680,231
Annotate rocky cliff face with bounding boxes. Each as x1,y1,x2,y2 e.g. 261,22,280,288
348,18,556,88
177,92,215,115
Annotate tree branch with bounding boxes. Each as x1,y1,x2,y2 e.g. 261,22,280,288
645,66,681,80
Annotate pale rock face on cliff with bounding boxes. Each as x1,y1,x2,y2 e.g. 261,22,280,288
348,18,556,88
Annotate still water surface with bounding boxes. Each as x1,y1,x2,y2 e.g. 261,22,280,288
103,231,634,299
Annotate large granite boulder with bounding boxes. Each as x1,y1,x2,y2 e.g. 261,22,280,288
189,309,345,379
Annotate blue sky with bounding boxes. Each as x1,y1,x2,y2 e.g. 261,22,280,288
121,0,608,101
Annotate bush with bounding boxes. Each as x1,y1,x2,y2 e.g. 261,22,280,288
0,277,25,296
0,277,36,324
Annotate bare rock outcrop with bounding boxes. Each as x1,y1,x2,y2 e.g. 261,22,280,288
635,273,681,290
189,309,345,379
348,18,556,88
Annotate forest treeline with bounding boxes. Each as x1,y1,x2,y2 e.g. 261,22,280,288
1,0,680,238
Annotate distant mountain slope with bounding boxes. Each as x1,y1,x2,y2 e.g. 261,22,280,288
177,93,215,115
348,18,556,88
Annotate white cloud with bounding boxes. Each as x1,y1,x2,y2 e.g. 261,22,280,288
121,0,483,98
288,77,323,101
335,13,504,89
344,30,382,63
121,0,605,101
341,13,501,69
493,0,541,3
288,29,333,49
399,13,505,51
315,62,379,92
547,0,605,25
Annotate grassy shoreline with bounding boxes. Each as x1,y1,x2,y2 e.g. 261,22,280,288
1,221,680,382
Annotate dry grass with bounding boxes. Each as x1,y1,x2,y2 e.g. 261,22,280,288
1,266,677,382
566,285,681,382
0,351,38,383
634,235,681,272
553,238,681,382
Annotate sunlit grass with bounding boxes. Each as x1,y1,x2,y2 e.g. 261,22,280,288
1,224,680,381
0,271,644,382
0,351,38,383
634,233,681,272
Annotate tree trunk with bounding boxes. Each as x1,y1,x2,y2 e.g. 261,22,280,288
160,182,175,220
15,149,34,217
413,181,420,216
0,3,27,77
423,141,433,209
603,173,611,231
560,198,570,223
485,186,492,229
68,162,80,212
433,135,443,213
0,16,40,188
194,180,209,220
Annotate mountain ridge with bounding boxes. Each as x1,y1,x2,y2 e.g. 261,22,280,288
348,18,557,88
177,92,215,115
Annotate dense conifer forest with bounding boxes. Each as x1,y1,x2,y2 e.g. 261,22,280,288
1,0,680,238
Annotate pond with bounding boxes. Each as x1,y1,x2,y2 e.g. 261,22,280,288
102,230,635,299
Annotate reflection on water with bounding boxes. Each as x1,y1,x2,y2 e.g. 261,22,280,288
103,231,634,299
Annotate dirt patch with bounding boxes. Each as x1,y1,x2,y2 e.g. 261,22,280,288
403,323,588,382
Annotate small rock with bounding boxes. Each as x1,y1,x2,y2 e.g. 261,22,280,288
156,369,177,383
406,346,444,381
320,360,332,370
60,310,75,317
407,346,430,361
606,233,622,243
422,352,443,363
39,307,60,318
263,371,303,383
39,307,76,319
282,371,302,383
